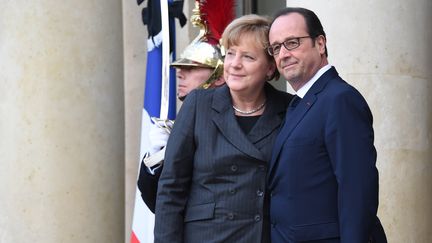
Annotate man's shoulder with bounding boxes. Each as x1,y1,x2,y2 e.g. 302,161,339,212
319,76,371,110
318,68,362,96
326,77,364,98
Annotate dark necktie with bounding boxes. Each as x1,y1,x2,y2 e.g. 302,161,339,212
288,95,301,113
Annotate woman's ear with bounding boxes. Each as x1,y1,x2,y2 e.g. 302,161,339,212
213,76,226,87
267,63,279,81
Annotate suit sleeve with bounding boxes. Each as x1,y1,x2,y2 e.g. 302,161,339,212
153,91,197,243
325,89,378,242
137,161,162,213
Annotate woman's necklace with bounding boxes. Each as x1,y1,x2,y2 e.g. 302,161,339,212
232,101,266,115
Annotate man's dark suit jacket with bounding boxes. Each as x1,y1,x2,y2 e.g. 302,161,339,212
268,67,386,243
154,83,292,243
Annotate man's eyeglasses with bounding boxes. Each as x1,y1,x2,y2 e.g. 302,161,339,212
267,36,311,56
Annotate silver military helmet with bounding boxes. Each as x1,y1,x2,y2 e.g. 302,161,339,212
170,0,229,90
170,39,223,90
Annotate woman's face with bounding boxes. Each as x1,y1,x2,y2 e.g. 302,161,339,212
223,33,275,94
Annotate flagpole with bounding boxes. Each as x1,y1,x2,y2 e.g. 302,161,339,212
160,0,170,119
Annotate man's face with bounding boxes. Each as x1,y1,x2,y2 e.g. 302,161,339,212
269,13,326,90
176,66,213,100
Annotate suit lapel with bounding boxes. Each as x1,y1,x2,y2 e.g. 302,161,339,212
269,67,339,175
271,95,316,159
211,84,285,161
247,84,286,144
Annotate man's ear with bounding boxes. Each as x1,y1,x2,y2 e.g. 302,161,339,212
316,35,326,55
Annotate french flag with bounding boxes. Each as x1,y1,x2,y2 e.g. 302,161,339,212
131,0,184,242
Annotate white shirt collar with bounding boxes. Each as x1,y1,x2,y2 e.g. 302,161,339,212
295,64,332,98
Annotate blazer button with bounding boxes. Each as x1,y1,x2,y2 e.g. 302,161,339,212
227,213,234,220
229,188,236,194
256,190,264,197
254,214,261,222
230,164,238,172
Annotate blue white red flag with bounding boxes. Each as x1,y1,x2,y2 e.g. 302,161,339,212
131,0,185,242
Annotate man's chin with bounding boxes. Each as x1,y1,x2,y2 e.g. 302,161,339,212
281,70,298,82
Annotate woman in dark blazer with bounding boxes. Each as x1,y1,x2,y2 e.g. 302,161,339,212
154,14,293,243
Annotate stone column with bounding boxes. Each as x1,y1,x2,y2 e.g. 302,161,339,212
285,1,432,242
0,1,124,242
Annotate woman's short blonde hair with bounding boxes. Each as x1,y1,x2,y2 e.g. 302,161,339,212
220,14,279,80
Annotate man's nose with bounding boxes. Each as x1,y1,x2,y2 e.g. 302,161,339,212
278,45,293,58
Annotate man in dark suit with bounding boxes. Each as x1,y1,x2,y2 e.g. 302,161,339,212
266,7,387,242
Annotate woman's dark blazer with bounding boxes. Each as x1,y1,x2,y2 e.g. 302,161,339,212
154,83,292,243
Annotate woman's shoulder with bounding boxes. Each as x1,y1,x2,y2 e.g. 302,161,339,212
189,84,226,97
182,85,228,111
265,83,294,102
